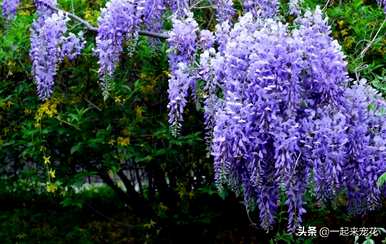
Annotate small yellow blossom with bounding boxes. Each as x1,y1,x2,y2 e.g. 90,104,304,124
19,10,30,16
83,10,99,25
163,70,170,76
43,155,51,165
338,20,345,28
48,169,56,179
34,122,41,128
7,60,15,68
188,191,194,199
117,136,130,146
5,100,13,109
114,96,122,103
24,108,32,115
135,105,144,120
35,99,58,123
143,219,156,229
3,127,9,135
341,29,349,37
46,182,57,193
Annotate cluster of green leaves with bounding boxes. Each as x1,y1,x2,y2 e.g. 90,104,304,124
0,0,212,218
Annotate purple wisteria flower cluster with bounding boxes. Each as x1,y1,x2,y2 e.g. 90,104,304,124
94,0,195,93
1,0,19,20
3,0,385,232
30,0,84,100
189,8,386,232
243,0,279,17
377,0,386,13
143,0,166,32
167,12,198,136
210,0,235,22
166,0,188,16
94,0,145,95
289,0,302,16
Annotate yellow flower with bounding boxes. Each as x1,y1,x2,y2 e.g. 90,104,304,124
188,191,194,199
46,182,57,193
114,96,122,103
341,29,349,37
7,60,15,69
24,108,32,115
35,99,58,122
19,10,30,16
2,127,9,135
338,20,345,29
43,155,51,165
135,105,144,120
5,100,13,109
83,10,99,25
117,136,130,146
48,169,56,179
143,219,156,229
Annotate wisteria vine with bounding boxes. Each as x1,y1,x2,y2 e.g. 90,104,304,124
95,0,145,96
1,0,385,233
203,8,386,232
1,0,19,19
29,0,84,100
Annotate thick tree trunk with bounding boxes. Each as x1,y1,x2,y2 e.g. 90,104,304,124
99,169,153,216
117,169,142,202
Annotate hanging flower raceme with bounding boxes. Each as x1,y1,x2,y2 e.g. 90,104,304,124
95,0,145,94
194,7,386,232
167,11,198,135
210,0,235,22
377,0,386,13
243,0,279,17
340,81,386,214
61,32,85,60
1,0,20,20
30,11,67,100
288,0,302,16
143,0,165,32
30,0,84,100
34,0,57,19
166,0,189,16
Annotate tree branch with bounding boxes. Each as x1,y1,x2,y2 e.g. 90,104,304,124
39,1,169,39
360,18,385,58
98,170,131,204
322,0,331,11
138,30,169,39
41,2,98,31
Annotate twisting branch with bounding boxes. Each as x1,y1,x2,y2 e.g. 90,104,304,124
39,1,169,39
138,30,169,39
43,2,98,31
360,18,385,58
322,0,331,11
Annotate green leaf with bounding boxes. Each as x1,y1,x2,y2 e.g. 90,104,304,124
70,143,83,154
376,172,386,187
362,238,375,244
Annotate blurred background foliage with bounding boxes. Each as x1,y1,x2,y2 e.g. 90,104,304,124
0,0,385,243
